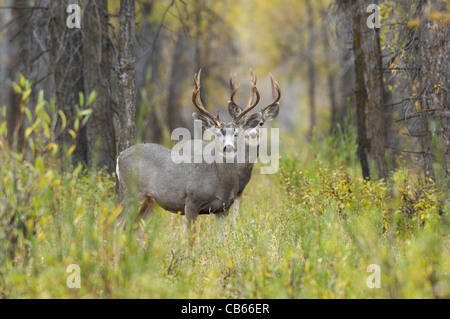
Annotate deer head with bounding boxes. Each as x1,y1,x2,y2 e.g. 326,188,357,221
192,69,280,157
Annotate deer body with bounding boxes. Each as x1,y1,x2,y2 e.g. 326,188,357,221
116,70,280,237
117,143,239,225
178,139,257,222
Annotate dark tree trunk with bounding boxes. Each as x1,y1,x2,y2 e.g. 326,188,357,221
167,29,189,132
321,13,339,134
306,0,316,136
417,0,449,185
334,2,356,127
352,2,371,180
328,75,338,134
6,0,29,151
49,0,86,164
82,0,116,173
352,0,388,180
193,0,209,108
359,0,388,179
135,1,163,143
116,0,136,154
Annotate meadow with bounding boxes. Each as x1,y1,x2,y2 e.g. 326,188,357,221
0,89,448,299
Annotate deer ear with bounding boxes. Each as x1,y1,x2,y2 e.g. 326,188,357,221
242,112,262,129
262,103,280,123
228,101,243,119
192,112,217,130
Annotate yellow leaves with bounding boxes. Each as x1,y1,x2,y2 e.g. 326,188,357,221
68,129,77,140
66,144,76,157
25,127,33,139
407,18,421,28
74,206,84,226
430,10,446,24
21,88,32,101
27,219,34,231
58,110,67,132
50,179,60,186
113,204,123,220
74,118,79,132
19,73,26,87
35,156,44,173
12,74,32,99
12,82,22,94
87,90,98,105
264,272,273,279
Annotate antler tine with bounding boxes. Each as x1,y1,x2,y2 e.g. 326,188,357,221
270,73,281,102
229,73,240,104
192,69,221,126
248,71,260,109
262,73,281,112
234,70,260,122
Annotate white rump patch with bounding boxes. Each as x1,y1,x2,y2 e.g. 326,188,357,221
116,158,120,180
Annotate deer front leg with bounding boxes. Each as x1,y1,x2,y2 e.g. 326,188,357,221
184,202,199,246
231,194,241,225
215,211,229,242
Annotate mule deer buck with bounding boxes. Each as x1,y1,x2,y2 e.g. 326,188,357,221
116,70,280,239
180,72,281,223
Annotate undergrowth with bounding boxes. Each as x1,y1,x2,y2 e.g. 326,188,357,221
0,79,448,298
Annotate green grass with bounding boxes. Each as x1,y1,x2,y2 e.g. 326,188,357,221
0,85,449,298
1,137,449,298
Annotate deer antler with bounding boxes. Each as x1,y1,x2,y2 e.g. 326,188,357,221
261,73,281,113
229,73,241,108
231,70,261,123
192,69,221,127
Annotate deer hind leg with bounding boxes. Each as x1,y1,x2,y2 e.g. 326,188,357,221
135,196,155,228
116,177,136,230
133,196,155,249
116,187,128,230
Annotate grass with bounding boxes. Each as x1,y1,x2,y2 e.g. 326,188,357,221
0,83,449,299
1,141,449,298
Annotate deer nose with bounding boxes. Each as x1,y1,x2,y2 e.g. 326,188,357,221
223,145,234,153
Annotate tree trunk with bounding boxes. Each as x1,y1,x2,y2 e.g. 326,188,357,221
6,0,29,151
167,29,189,132
417,0,449,185
321,13,339,134
135,1,163,143
359,0,388,179
328,75,339,134
82,0,116,173
352,0,388,180
49,0,86,164
352,1,371,180
306,0,316,136
334,1,356,127
116,0,136,154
